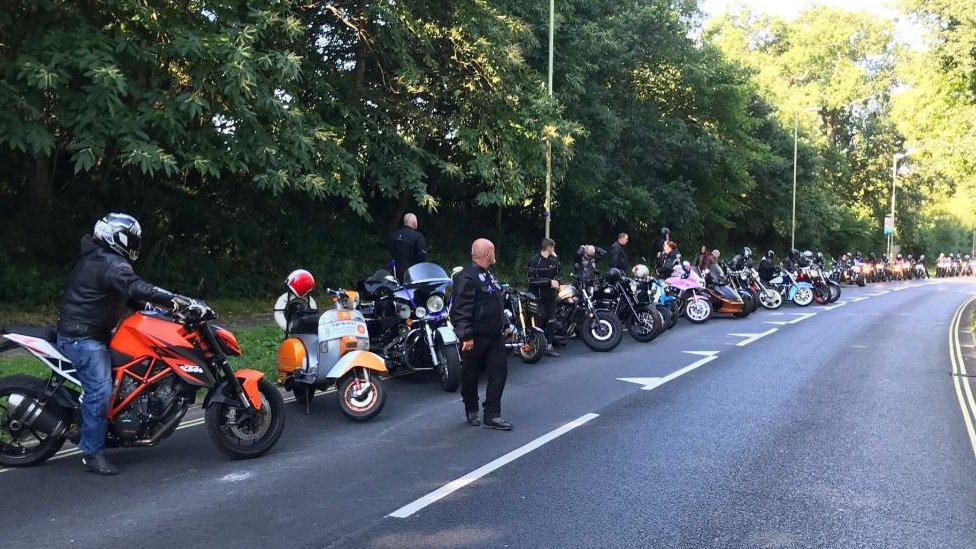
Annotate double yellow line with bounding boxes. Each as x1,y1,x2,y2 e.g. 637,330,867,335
949,295,976,459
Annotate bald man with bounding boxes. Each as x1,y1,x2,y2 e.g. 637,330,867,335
449,238,512,430
390,213,428,282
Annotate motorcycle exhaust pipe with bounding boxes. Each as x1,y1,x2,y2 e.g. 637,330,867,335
6,393,67,438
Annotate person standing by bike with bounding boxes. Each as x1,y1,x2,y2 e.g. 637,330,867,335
56,214,182,475
450,239,512,431
609,232,629,271
389,213,428,282
527,238,561,357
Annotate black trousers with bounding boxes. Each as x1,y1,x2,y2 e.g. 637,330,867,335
530,287,557,345
461,334,508,418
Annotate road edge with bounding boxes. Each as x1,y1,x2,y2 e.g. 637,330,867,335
949,293,976,460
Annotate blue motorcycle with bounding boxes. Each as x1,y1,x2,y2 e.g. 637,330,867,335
768,267,814,307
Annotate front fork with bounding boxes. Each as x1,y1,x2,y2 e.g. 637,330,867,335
201,325,256,413
422,322,441,368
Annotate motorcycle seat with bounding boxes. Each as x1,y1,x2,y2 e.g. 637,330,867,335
287,311,322,335
2,325,57,344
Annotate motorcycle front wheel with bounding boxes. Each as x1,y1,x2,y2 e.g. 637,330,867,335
205,377,285,460
337,368,387,421
437,344,462,392
518,331,547,364
580,311,623,352
758,289,782,310
793,287,814,307
0,375,69,467
627,307,663,343
685,298,712,323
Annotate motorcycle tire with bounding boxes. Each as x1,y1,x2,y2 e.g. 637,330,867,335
337,369,387,421
205,377,285,460
813,284,830,305
733,291,754,317
746,289,760,313
828,281,841,303
759,289,782,310
628,307,663,343
438,343,462,392
519,331,547,364
856,275,866,287
793,287,814,307
657,303,676,330
0,375,70,467
685,298,712,324
581,311,623,352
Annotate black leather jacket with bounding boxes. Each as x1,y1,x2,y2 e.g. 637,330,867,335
449,262,505,340
57,236,177,340
527,253,560,300
609,241,628,271
389,226,428,280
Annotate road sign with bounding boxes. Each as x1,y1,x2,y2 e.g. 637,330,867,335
883,214,894,235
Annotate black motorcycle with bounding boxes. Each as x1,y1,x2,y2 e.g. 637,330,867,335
358,263,461,392
501,284,547,364
593,268,664,343
551,278,623,352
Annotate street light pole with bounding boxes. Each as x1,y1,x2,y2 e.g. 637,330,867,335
544,0,554,238
889,152,905,258
791,117,798,252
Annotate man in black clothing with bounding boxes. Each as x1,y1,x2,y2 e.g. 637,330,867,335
609,232,629,271
56,213,183,475
450,238,512,431
389,213,428,282
652,227,670,259
527,238,560,356
758,250,776,282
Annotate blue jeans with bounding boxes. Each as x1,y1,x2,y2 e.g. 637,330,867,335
56,335,112,455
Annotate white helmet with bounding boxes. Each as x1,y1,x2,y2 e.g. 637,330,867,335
631,264,650,279
93,213,142,262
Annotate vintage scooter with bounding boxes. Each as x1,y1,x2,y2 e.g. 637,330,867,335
273,270,388,421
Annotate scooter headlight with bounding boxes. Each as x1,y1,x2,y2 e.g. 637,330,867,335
396,303,412,320
415,307,428,319
426,295,445,313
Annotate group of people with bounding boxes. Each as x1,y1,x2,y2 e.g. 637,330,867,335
936,253,976,277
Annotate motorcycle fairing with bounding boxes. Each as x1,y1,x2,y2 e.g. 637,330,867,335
322,350,388,380
1,333,80,386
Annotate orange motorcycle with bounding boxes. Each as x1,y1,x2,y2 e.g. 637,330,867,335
0,298,285,467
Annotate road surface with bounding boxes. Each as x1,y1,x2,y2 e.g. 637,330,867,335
2,278,975,548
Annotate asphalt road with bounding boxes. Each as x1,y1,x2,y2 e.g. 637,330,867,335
2,278,976,548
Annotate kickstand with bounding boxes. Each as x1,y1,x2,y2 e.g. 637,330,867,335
304,386,312,415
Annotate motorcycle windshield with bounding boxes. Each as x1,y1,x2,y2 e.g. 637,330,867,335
404,263,451,286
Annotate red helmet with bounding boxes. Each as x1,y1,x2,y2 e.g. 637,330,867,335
286,269,315,298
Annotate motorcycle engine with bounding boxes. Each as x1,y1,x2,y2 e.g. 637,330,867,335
110,376,180,441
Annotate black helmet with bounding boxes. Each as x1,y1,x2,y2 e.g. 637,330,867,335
606,267,622,282
660,227,670,236
93,213,142,262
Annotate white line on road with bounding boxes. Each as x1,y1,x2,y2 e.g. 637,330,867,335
388,413,600,518
949,295,976,460
729,329,777,347
868,290,890,296
617,351,721,391
850,296,870,302
817,301,847,311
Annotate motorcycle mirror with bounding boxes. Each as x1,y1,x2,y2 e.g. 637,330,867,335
196,278,209,299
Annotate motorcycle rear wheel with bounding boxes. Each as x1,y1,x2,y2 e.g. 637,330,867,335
518,331,547,364
828,282,841,302
205,377,285,460
0,375,69,467
581,311,623,352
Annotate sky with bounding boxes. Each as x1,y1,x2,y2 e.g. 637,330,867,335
699,0,927,48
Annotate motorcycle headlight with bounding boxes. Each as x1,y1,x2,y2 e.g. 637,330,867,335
810,269,819,277
426,295,445,313
396,303,411,320
415,307,427,319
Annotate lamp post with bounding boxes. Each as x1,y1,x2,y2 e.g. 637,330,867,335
791,106,820,252
888,152,907,258
544,0,554,238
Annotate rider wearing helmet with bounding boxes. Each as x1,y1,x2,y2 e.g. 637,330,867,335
56,213,183,476
758,250,776,282
732,247,753,270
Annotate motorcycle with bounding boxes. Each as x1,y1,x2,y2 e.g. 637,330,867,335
0,299,285,467
665,271,713,324
358,263,461,392
748,267,783,310
551,278,624,352
724,262,759,314
274,286,388,421
802,264,840,303
593,268,664,343
769,267,815,306
501,284,547,364
703,264,750,318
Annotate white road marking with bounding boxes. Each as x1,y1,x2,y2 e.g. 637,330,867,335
817,301,847,311
729,329,777,347
891,285,910,292
850,296,870,302
764,320,790,325
948,295,976,460
786,312,816,324
388,413,600,518
868,290,890,296
616,352,721,391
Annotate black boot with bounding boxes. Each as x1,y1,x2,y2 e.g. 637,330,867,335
483,416,513,431
466,412,482,427
545,345,560,358
82,454,119,476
